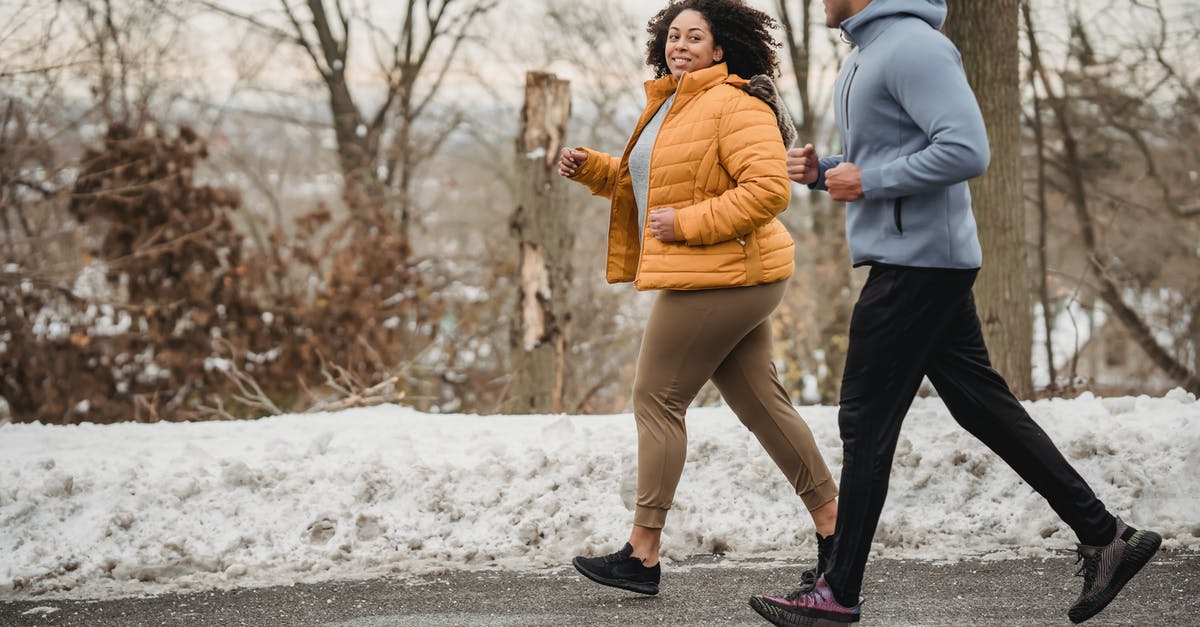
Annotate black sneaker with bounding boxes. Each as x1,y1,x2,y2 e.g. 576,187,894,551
1068,517,1161,623
798,533,835,591
572,543,660,595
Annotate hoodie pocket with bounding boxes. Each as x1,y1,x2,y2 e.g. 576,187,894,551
892,198,904,236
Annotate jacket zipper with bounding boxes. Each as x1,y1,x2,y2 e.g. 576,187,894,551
842,63,859,131
893,198,904,234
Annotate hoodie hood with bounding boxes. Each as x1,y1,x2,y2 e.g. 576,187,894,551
842,0,946,48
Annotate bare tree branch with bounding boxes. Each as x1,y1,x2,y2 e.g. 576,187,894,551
280,0,330,77
1027,6,1200,394
189,0,297,42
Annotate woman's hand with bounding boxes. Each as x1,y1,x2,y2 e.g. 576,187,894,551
787,144,820,186
557,148,588,177
649,207,679,242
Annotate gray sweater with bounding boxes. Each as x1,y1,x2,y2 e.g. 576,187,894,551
628,93,676,244
813,0,990,269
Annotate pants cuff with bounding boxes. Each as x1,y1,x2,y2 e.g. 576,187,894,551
634,505,669,529
800,479,839,512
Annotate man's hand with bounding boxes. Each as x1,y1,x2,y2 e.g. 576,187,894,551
787,143,820,186
826,162,864,201
648,207,679,242
557,148,587,178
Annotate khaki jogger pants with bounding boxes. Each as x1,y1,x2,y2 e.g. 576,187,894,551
632,279,838,529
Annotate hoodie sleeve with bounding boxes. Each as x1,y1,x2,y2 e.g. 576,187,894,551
810,155,845,191
673,94,791,246
858,36,990,200
570,147,621,200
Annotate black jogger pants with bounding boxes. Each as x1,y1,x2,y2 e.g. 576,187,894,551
822,264,1117,605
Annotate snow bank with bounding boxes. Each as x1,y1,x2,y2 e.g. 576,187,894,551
1,391,1197,600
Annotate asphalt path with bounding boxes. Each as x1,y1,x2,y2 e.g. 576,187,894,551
2,552,1196,626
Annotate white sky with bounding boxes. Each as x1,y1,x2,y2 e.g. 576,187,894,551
7,0,1194,109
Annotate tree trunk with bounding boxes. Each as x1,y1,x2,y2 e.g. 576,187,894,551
777,0,853,403
1023,1,1057,391
777,0,814,141
945,0,1033,397
810,198,852,404
506,72,573,414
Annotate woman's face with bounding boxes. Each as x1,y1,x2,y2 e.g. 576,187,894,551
664,9,723,80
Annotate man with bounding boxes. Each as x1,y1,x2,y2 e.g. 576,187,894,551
748,0,1161,624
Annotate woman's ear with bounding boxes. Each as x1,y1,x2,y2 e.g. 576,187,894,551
714,45,724,62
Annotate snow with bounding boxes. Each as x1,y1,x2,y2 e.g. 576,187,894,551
71,263,111,302
1,391,1197,601
31,303,134,343
203,357,234,374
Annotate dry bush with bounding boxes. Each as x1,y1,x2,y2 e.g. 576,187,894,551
1,123,434,423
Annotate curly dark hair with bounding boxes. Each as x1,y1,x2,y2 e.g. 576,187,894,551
644,0,781,79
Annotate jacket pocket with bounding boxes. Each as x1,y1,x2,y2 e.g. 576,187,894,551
892,198,904,236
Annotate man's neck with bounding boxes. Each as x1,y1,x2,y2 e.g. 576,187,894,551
847,0,873,20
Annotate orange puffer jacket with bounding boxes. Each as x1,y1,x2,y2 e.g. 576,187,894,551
571,63,794,291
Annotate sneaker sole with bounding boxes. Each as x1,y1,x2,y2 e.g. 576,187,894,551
1068,529,1163,624
571,557,659,596
749,596,859,627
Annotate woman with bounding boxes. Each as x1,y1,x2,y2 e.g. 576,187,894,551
559,0,838,596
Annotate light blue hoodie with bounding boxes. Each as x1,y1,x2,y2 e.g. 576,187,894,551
813,0,989,269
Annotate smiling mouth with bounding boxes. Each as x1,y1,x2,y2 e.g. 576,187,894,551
672,57,691,65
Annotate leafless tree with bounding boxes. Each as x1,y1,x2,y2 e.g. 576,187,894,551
192,0,496,243
1,0,196,330
1021,0,1059,390
946,0,1033,396
774,0,855,404
1023,0,1199,394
